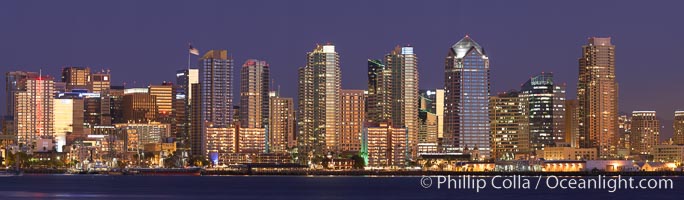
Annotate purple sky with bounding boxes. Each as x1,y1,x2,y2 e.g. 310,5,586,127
1,0,682,138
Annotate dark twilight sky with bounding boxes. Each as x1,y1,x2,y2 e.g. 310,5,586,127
1,0,682,138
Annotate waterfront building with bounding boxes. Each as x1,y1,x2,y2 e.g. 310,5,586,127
53,98,85,152
539,147,597,160
564,99,580,148
116,122,170,152
630,111,660,155
362,122,407,168
297,44,341,160
490,91,529,159
268,94,295,153
674,111,684,145
339,89,365,153
652,144,684,163
443,35,491,159
240,59,270,129
14,75,54,146
200,50,234,157
519,73,565,151
577,37,618,158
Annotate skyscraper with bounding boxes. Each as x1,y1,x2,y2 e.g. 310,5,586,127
490,91,529,159
339,89,365,153
14,75,54,145
298,44,341,161
122,92,157,123
386,45,419,158
674,111,684,145
519,73,565,151
578,37,618,158
564,99,580,148
239,59,270,128
629,111,659,155
4,71,39,139
90,71,111,94
443,35,491,159
366,59,385,123
61,67,91,92
269,94,295,153
200,50,234,156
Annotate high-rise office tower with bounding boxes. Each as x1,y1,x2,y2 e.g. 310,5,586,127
199,50,233,157
176,69,199,104
366,59,386,123
269,93,295,153
298,44,341,160
240,59,270,128
149,82,175,136
14,75,54,145
674,111,684,145
578,37,618,158
443,35,491,159
519,73,565,151
109,86,125,124
84,95,111,126
200,50,234,129
53,98,85,152
362,122,407,167
564,99,580,148
339,89,365,153
175,68,198,150
629,111,659,155
61,67,91,92
617,114,632,150
189,83,202,156
385,45,419,158
91,71,111,94
149,83,174,116
419,89,444,138
122,92,157,123
4,71,39,138
490,91,529,159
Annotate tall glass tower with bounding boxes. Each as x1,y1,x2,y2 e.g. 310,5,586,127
240,59,270,129
199,50,233,156
297,44,341,162
578,37,618,158
520,73,566,151
443,35,491,159
386,45,419,158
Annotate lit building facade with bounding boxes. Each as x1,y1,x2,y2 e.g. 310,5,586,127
577,37,618,158
674,111,684,145
539,147,597,160
53,98,85,152
339,89,365,152
564,99,580,148
4,71,39,141
490,91,529,159
443,35,491,159
297,44,341,160
630,111,660,155
240,59,270,128
61,67,90,92
116,122,170,151
366,59,385,123
652,144,684,163
14,76,54,146
200,50,234,156
519,73,565,151
362,122,407,168
385,45,419,158
122,93,157,123
269,95,295,153
90,71,110,94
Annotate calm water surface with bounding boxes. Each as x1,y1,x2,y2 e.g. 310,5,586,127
0,175,681,199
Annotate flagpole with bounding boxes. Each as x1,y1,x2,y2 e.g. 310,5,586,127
188,43,191,70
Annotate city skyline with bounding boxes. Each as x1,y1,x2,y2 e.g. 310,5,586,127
1,0,683,139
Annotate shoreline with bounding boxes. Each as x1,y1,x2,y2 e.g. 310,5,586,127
17,169,684,177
